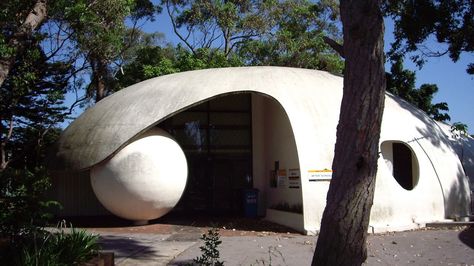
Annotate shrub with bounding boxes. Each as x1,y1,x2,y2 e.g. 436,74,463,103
3,225,100,266
0,167,60,241
0,167,99,265
193,228,224,266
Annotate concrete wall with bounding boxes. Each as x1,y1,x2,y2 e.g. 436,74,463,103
52,170,110,217
369,95,470,232
252,94,302,219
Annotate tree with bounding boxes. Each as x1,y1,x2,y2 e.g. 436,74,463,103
0,1,73,172
55,0,160,102
0,0,48,88
238,0,343,73
386,57,450,122
0,37,69,172
0,6,69,249
163,0,275,57
312,0,386,265
385,0,474,75
116,45,243,88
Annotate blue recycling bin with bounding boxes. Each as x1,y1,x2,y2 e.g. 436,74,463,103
243,189,259,218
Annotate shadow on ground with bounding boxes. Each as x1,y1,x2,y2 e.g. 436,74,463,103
55,211,299,234
458,225,474,249
168,259,195,266
158,211,299,233
98,235,157,259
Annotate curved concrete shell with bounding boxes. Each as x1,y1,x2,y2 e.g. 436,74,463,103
54,66,471,233
55,67,343,170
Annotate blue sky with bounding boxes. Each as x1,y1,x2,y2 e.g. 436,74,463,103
65,11,473,133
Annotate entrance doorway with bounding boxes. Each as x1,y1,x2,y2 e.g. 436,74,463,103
159,93,253,215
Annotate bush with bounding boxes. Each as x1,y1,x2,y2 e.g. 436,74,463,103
0,167,60,241
0,168,100,265
3,225,100,266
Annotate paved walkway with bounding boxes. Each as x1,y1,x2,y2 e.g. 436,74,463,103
86,223,474,265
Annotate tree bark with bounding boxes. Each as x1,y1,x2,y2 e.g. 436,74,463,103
91,58,109,102
0,0,48,88
312,1,385,265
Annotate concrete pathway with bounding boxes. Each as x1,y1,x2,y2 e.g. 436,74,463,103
90,226,474,265
97,233,197,265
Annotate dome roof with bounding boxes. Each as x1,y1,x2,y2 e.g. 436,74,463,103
54,66,343,170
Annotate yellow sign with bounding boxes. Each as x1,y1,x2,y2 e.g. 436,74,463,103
308,169,332,181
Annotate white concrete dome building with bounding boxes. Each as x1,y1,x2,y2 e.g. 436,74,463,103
52,66,473,234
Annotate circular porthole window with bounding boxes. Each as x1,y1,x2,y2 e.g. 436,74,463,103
380,141,419,190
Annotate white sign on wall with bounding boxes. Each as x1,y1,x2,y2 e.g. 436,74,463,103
288,168,300,188
308,169,332,181
277,169,287,188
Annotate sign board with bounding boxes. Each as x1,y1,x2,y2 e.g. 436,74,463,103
288,168,300,188
308,169,332,181
277,169,287,188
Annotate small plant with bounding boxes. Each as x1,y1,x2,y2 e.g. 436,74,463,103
193,228,224,266
2,222,100,265
51,223,101,264
253,246,286,266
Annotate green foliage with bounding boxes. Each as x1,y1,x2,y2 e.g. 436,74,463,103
451,122,469,138
0,168,60,241
165,0,343,73
50,0,160,101
165,0,276,55
238,0,343,73
0,44,69,128
117,45,243,88
59,0,135,60
118,1,342,86
385,0,474,75
0,31,68,191
2,225,100,266
49,225,101,265
386,57,450,122
193,228,224,266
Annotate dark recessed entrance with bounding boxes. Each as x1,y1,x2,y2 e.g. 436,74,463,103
159,93,252,215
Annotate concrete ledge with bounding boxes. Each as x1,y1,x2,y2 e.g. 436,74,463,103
265,209,304,233
426,221,474,228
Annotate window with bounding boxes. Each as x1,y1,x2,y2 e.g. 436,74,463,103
381,141,419,190
158,93,252,214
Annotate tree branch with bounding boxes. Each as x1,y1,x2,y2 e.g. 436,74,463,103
323,36,344,58
165,0,196,55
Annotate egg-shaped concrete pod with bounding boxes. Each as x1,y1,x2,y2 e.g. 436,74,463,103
90,128,187,223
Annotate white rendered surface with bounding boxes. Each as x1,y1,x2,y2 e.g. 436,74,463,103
57,67,471,232
90,128,187,221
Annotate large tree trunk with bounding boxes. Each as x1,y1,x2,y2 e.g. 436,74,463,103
312,1,385,265
0,0,48,88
